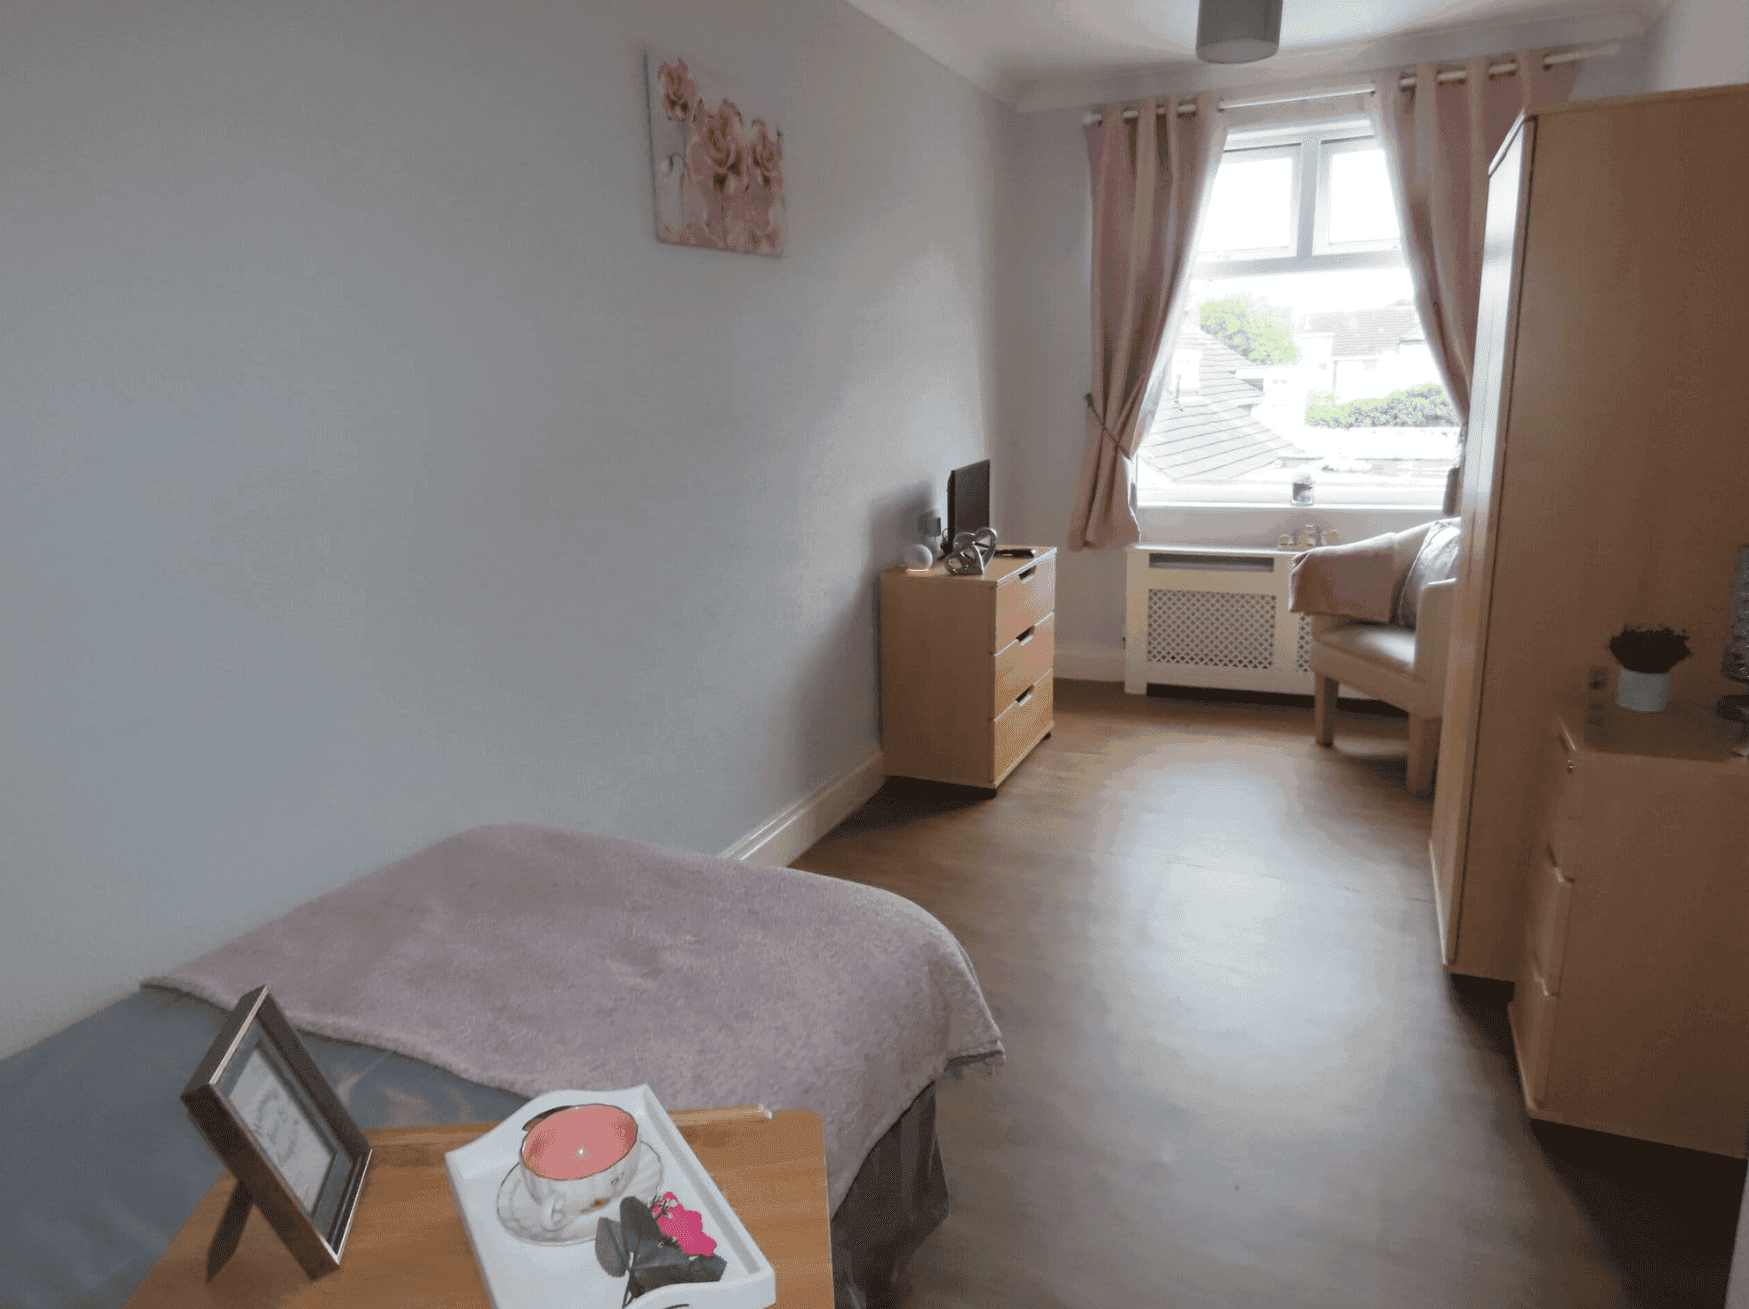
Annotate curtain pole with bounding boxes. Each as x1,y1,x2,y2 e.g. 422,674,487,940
1083,41,1617,124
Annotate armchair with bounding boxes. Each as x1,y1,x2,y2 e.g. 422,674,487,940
1301,519,1461,797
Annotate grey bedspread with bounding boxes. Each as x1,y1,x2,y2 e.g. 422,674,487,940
148,822,1002,1213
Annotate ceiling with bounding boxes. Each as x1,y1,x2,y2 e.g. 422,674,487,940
843,0,1666,110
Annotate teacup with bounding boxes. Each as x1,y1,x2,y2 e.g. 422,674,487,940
520,1104,639,1231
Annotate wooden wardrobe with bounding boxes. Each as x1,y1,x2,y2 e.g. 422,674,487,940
1431,83,1749,982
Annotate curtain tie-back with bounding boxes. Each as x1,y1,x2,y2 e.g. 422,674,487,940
1084,392,1127,451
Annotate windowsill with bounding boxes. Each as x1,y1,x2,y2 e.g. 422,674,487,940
1138,499,1445,512
1132,501,1446,551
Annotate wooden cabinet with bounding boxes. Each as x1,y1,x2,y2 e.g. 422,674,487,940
879,549,1056,788
1507,701,1749,1156
1430,84,1749,979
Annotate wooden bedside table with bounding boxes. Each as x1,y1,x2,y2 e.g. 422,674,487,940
879,546,1056,788
127,1108,832,1308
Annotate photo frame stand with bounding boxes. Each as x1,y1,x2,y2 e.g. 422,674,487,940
179,985,373,1282
206,1179,256,1280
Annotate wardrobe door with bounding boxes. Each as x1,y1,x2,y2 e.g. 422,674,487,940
1428,117,1535,969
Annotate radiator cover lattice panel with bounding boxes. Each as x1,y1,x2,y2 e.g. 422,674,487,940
1124,545,1317,696
1145,590,1277,668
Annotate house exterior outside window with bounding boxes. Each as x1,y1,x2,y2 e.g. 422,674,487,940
1137,116,1457,509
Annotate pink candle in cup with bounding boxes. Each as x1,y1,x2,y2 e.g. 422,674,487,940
522,1104,638,1179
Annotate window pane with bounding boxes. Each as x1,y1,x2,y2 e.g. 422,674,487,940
1325,146,1399,247
1138,265,1454,508
1198,151,1295,257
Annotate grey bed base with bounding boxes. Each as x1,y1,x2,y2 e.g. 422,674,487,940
0,986,945,1309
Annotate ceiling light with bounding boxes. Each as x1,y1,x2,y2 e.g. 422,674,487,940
1195,0,1283,64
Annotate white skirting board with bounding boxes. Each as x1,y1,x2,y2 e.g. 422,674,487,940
718,748,886,867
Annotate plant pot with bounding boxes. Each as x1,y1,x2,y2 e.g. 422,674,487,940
1615,667,1671,713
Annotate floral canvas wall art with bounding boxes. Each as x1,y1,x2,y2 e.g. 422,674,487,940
645,53,785,258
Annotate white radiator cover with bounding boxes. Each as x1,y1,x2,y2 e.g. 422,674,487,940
1124,545,1314,696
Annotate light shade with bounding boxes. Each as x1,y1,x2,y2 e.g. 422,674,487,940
1196,0,1283,63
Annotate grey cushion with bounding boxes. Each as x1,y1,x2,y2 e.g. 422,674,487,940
1393,518,1461,630
1314,621,1419,675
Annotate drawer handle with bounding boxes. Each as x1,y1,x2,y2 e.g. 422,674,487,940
1545,844,1573,885
1018,565,1037,582
1015,687,1033,707
1015,624,1036,644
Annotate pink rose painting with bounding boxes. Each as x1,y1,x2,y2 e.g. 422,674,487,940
646,53,785,257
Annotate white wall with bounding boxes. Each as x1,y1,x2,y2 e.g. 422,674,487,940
994,107,1114,668
0,0,1010,1057
1645,0,1749,91
1569,34,1655,100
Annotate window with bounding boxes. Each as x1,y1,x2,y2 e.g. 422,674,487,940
1137,116,1456,508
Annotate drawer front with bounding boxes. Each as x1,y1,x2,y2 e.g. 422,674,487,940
1511,967,1560,1107
991,671,1053,784
1526,840,1576,994
993,556,1055,651
992,612,1055,712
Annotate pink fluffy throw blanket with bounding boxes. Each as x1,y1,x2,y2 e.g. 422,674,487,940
1289,536,1397,621
147,823,1004,1213
1289,524,1432,622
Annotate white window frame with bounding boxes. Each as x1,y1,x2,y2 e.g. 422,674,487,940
1315,135,1401,257
1138,113,1448,514
1193,115,1402,278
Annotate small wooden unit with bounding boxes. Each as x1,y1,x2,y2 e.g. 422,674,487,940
1507,700,1749,1156
880,548,1056,788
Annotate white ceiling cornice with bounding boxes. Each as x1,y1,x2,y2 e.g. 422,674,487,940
841,0,1667,111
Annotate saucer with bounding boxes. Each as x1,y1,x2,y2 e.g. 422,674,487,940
496,1141,664,1246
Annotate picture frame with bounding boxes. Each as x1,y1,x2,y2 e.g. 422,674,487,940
179,985,372,1280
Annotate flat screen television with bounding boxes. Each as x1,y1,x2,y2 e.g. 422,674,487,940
945,459,991,550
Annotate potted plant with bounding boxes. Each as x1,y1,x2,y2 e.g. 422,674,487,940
1606,625,1691,713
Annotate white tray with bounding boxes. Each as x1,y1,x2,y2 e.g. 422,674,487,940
445,1086,777,1309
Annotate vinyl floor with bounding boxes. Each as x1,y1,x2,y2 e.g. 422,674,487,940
792,679,1745,1309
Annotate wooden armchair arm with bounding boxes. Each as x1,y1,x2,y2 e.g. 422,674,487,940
1414,577,1458,685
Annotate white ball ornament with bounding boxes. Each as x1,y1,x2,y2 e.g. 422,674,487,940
902,543,935,572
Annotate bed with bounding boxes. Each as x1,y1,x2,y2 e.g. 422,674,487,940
0,823,1004,1309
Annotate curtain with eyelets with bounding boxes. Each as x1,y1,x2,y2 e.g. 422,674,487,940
1369,51,1577,516
1070,93,1224,551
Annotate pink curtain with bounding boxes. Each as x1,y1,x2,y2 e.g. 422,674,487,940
1069,94,1223,551
1370,51,1576,514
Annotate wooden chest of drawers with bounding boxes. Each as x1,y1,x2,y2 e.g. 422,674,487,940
1507,699,1749,1155
879,549,1056,788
